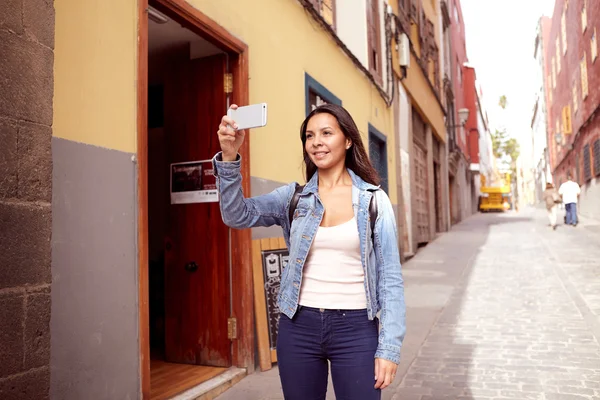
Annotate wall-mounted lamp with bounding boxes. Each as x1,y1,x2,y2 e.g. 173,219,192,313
449,108,470,129
458,108,470,126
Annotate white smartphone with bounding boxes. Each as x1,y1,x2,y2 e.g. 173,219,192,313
227,103,268,130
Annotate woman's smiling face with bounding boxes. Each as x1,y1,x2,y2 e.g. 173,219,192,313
305,113,351,171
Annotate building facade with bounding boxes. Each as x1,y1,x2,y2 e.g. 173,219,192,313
531,17,554,202
390,0,450,257
546,0,600,220
442,0,475,225
2,0,400,398
463,65,492,209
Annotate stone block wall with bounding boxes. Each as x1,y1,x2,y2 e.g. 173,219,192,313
0,1,54,399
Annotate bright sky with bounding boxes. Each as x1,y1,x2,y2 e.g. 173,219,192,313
460,0,556,139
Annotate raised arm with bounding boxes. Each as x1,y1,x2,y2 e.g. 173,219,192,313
214,105,293,229
212,152,293,229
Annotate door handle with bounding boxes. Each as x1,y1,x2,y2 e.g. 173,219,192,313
184,261,198,272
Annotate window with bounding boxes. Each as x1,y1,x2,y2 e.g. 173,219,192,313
582,1,587,32
556,39,561,73
369,124,388,193
581,53,588,98
561,11,567,54
583,144,591,181
310,0,336,28
562,105,572,134
593,139,600,176
305,73,342,116
367,0,382,83
573,83,578,114
592,29,598,61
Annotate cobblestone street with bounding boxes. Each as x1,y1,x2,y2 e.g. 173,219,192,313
216,208,600,400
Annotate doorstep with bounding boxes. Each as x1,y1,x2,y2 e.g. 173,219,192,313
169,367,247,400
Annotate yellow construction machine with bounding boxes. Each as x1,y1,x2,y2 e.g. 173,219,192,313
478,172,512,212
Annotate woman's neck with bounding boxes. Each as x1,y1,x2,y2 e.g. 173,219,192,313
318,164,351,189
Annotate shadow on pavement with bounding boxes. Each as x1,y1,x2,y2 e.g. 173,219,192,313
387,211,536,400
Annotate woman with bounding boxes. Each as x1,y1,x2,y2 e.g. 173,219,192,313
213,103,406,400
543,182,560,230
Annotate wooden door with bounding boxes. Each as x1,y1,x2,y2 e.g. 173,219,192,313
163,52,231,367
434,162,443,233
413,143,429,244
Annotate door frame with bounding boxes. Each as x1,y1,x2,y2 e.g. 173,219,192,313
137,0,253,397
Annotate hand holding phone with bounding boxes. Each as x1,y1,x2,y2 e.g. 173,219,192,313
226,103,268,130
217,104,268,161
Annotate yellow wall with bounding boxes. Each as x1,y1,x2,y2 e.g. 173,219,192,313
54,0,138,153
389,0,446,143
53,0,397,201
184,0,397,201
403,52,446,142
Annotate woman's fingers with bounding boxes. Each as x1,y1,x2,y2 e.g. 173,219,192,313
220,116,237,131
374,358,398,390
381,369,393,390
374,359,384,389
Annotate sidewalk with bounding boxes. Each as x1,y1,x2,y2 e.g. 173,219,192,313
216,209,600,400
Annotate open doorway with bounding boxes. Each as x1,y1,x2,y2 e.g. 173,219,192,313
138,1,254,398
147,7,232,399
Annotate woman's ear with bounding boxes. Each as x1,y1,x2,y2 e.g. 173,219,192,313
346,140,352,150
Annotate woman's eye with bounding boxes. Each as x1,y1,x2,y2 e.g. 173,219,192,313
306,134,313,139
323,131,331,135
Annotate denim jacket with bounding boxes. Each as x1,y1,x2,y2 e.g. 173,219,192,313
212,152,406,364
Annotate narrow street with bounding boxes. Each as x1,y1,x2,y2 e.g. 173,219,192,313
216,208,600,400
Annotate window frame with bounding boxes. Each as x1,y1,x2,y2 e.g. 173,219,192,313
593,139,600,177
309,0,336,30
573,83,578,114
561,10,567,55
581,1,587,32
305,73,342,117
583,143,592,181
366,0,383,84
581,53,589,98
556,39,561,73
368,123,389,193
592,29,598,61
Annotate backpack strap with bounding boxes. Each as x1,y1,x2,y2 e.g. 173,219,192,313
368,190,378,240
288,183,304,227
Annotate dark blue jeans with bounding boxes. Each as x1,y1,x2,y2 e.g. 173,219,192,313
277,306,380,400
565,202,578,225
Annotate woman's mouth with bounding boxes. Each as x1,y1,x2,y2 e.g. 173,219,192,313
313,151,329,160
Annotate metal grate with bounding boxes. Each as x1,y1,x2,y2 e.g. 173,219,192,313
583,144,592,181
593,139,600,176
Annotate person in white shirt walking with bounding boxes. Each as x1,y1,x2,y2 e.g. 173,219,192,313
558,174,581,226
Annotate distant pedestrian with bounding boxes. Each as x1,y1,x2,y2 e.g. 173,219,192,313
542,182,560,230
558,174,581,226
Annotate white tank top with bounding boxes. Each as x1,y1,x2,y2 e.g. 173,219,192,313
298,217,367,309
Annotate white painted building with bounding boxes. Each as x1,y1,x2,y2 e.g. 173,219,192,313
531,17,552,202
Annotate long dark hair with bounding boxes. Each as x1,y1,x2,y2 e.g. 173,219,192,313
299,104,381,185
